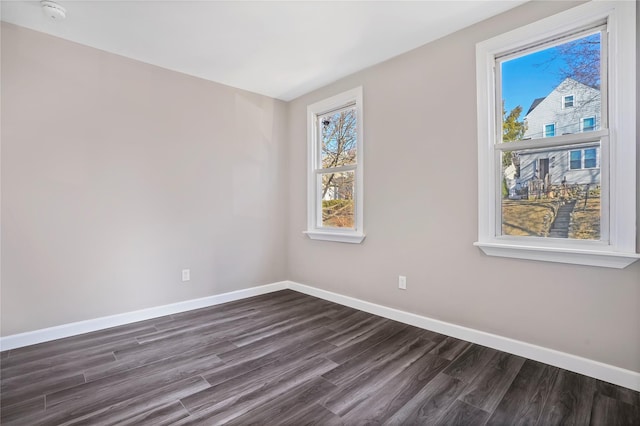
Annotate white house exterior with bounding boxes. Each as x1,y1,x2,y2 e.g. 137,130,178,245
511,78,601,188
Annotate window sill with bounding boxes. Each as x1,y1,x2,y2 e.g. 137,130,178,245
304,230,366,244
474,241,640,269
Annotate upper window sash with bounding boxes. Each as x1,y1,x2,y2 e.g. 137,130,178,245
495,25,608,146
316,103,358,171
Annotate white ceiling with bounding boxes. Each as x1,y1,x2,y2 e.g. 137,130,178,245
1,1,526,101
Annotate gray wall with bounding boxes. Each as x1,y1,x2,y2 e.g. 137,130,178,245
1,23,289,336
286,1,640,373
2,1,639,375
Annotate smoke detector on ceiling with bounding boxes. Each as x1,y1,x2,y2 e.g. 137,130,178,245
41,1,66,22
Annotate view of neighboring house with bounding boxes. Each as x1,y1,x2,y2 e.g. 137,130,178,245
508,78,601,193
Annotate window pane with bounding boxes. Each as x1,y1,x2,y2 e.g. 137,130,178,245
570,150,582,169
582,116,595,131
501,145,600,240
320,171,355,229
501,31,602,141
563,95,574,108
584,148,597,168
319,107,357,169
544,124,556,138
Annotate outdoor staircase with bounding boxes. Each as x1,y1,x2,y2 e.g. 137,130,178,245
548,200,577,238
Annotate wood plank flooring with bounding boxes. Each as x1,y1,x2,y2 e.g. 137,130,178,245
1,290,638,425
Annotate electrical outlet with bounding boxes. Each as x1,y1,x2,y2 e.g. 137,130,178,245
398,275,407,290
182,269,190,282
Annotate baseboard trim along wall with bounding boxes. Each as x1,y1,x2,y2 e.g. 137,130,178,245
1,279,638,391
286,281,640,392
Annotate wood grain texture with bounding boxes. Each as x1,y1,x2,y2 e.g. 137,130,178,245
486,359,559,426
1,290,638,425
458,351,526,413
537,369,597,425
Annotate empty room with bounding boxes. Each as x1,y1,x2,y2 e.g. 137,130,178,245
1,0,639,424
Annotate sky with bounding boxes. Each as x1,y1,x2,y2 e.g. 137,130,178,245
502,48,564,118
501,33,600,120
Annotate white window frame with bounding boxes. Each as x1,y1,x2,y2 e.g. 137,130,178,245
583,147,597,169
562,94,575,109
304,87,365,244
569,148,598,170
543,122,556,138
567,148,582,170
475,1,638,268
569,149,584,170
581,116,596,132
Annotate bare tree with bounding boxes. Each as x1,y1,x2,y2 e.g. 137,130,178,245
320,108,356,199
556,33,600,89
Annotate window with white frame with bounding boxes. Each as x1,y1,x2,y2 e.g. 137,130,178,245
475,1,638,268
562,94,575,108
305,87,365,243
570,150,583,170
570,148,598,169
543,123,556,138
582,116,596,132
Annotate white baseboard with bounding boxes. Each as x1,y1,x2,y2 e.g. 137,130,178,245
286,281,640,392
2,279,638,391
0,282,288,352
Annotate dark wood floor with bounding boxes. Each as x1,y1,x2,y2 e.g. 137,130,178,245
1,290,638,425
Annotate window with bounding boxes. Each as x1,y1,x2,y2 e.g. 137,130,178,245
570,148,598,169
544,123,556,138
305,87,365,243
569,150,582,170
584,148,597,168
475,1,638,268
562,95,575,108
582,116,596,132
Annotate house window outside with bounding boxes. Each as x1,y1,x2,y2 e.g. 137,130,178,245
570,150,582,169
584,148,597,168
563,95,574,108
570,148,597,169
582,116,596,132
475,1,638,268
305,87,365,243
544,123,556,138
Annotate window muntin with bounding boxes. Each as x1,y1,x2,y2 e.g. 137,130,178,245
476,1,637,268
306,87,364,243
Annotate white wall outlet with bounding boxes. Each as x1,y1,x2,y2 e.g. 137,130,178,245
182,269,190,282
398,275,407,290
